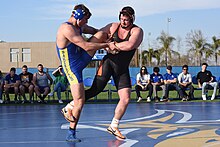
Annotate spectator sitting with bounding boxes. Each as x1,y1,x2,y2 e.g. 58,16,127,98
4,67,20,103
150,67,165,102
197,63,217,100
0,70,4,104
19,65,34,103
32,64,53,103
178,65,194,101
136,66,153,102
163,65,185,102
48,65,68,104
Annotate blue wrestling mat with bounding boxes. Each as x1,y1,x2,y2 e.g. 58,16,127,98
0,102,220,147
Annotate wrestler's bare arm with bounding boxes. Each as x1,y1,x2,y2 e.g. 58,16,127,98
100,23,118,40
115,27,143,51
98,23,121,53
81,24,98,35
100,23,143,51
57,24,108,51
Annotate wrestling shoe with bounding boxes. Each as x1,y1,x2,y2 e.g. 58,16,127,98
66,129,81,142
61,107,75,123
107,126,126,139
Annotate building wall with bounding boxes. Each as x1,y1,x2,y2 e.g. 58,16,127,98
0,42,60,72
0,42,140,72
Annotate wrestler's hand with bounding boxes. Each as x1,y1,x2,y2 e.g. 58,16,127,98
105,47,119,55
107,42,120,54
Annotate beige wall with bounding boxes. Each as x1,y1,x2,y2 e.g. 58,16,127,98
0,41,140,72
0,42,60,72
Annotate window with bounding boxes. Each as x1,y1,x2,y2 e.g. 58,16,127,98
22,48,31,62
10,48,19,62
97,49,106,54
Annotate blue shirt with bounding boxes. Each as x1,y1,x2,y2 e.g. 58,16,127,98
5,74,20,84
164,72,177,80
151,73,164,83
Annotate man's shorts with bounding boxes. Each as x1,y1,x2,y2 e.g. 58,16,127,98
38,86,50,93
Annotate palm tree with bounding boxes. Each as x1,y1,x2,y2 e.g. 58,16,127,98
142,48,161,66
186,30,208,66
205,36,220,65
157,31,176,66
169,50,180,65
142,48,154,66
153,49,161,66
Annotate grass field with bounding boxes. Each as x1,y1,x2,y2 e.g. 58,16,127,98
48,84,220,103
2,84,220,104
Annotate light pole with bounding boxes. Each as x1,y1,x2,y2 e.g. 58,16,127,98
148,32,151,49
166,18,171,66
167,18,171,35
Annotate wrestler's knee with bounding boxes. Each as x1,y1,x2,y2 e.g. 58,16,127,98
95,30,107,38
120,97,130,105
89,31,108,42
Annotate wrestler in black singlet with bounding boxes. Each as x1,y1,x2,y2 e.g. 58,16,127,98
85,24,138,101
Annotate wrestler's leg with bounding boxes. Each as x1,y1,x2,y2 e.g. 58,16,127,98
112,72,131,121
87,31,108,57
107,72,131,139
69,83,85,129
64,82,84,142
85,59,112,101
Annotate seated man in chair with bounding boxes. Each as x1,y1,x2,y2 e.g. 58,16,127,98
32,64,53,103
197,63,217,100
178,65,194,101
4,67,20,103
163,65,185,102
150,67,165,102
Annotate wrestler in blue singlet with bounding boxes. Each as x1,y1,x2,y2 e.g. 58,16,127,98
56,22,92,85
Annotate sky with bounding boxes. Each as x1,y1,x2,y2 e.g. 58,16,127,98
0,0,220,53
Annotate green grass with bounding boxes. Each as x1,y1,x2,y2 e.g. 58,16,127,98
2,84,220,104
66,84,219,102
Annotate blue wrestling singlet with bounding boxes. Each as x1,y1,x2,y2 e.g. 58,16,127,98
57,43,92,85
56,23,92,85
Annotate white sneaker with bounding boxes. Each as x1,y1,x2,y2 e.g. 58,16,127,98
202,94,206,100
147,97,151,102
211,94,215,100
48,92,54,96
137,97,142,102
0,99,3,104
59,100,63,104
